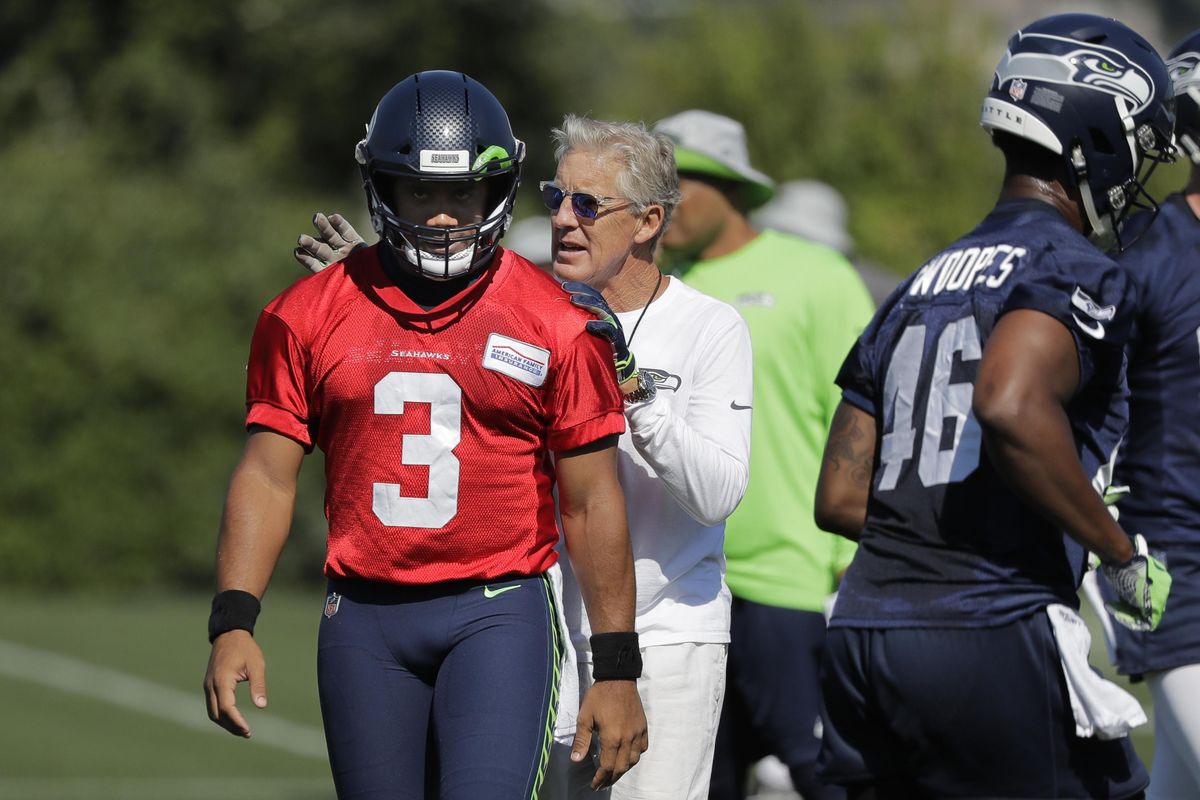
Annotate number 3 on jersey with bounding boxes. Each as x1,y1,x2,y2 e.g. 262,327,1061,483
878,317,983,491
372,372,462,528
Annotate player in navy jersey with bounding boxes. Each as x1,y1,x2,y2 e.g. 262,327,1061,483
1096,29,1200,799
812,15,1174,799
201,71,647,799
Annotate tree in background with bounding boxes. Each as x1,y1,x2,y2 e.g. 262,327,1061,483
0,0,1192,589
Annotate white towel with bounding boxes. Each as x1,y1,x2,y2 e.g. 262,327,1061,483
547,562,581,740
1079,570,1119,665
1045,603,1146,739
822,591,838,623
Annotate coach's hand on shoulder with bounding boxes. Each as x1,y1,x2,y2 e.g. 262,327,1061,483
1101,533,1172,631
203,630,268,738
572,678,648,789
294,212,366,274
561,280,640,392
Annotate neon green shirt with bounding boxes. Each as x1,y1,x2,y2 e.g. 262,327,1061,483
679,229,876,611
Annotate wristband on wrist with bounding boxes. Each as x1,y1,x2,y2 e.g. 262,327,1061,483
208,589,262,643
590,631,642,680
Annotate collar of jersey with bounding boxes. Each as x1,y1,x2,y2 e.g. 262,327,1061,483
363,244,510,321
988,197,1084,233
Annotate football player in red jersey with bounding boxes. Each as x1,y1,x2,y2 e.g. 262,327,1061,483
202,71,647,799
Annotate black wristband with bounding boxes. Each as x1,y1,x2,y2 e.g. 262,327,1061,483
208,590,262,643
590,631,642,681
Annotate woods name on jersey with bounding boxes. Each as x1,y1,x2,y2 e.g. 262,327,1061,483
908,244,1026,298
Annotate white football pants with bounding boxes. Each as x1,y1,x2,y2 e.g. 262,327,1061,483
543,641,727,800
1147,663,1200,800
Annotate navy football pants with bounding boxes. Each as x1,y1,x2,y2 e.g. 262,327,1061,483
709,598,843,800
317,575,561,799
818,612,1148,799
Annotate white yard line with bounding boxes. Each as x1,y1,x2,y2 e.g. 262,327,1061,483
0,638,327,760
0,778,332,800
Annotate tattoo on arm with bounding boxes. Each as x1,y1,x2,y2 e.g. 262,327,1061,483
826,405,874,488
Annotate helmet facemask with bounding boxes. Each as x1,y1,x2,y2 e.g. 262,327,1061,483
1072,110,1176,252
364,166,521,281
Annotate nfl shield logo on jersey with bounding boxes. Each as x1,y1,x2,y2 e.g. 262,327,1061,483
1009,77,1028,101
324,592,342,619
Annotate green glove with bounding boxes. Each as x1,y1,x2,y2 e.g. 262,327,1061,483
1101,534,1171,631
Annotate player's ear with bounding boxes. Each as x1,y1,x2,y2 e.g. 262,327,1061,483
633,204,664,246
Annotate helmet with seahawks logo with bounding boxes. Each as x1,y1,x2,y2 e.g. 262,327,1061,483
356,70,525,280
980,14,1176,249
1167,30,1200,165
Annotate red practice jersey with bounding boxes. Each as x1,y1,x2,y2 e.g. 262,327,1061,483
245,245,625,584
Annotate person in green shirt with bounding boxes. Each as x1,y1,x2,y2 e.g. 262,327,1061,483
653,110,875,800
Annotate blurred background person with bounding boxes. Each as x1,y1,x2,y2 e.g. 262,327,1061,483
652,109,874,800
505,215,555,273
750,180,852,254
751,180,897,306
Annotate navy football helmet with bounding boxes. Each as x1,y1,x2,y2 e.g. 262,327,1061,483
980,14,1176,249
356,70,525,280
1168,30,1200,165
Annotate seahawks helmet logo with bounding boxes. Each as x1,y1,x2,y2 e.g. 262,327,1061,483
996,32,1155,114
1168,50,1200,97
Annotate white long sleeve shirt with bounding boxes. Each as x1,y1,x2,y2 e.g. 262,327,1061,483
559,275,753,656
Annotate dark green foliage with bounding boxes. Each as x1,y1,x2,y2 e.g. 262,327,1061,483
1,0,1193,588
0,132,330,589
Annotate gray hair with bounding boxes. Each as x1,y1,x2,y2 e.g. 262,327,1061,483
551,114,682,241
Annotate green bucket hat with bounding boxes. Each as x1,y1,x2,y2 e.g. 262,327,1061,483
654,109,776,209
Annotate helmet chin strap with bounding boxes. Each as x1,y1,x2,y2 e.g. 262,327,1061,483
1072,144,1121,251
1077,96,1145,251
1078,174,1114,243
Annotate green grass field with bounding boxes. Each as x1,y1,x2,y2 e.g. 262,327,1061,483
0,591,335,799
0,591,1155,799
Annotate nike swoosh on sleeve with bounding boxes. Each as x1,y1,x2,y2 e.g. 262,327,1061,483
1072,314,1105,340
730,401,752,410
